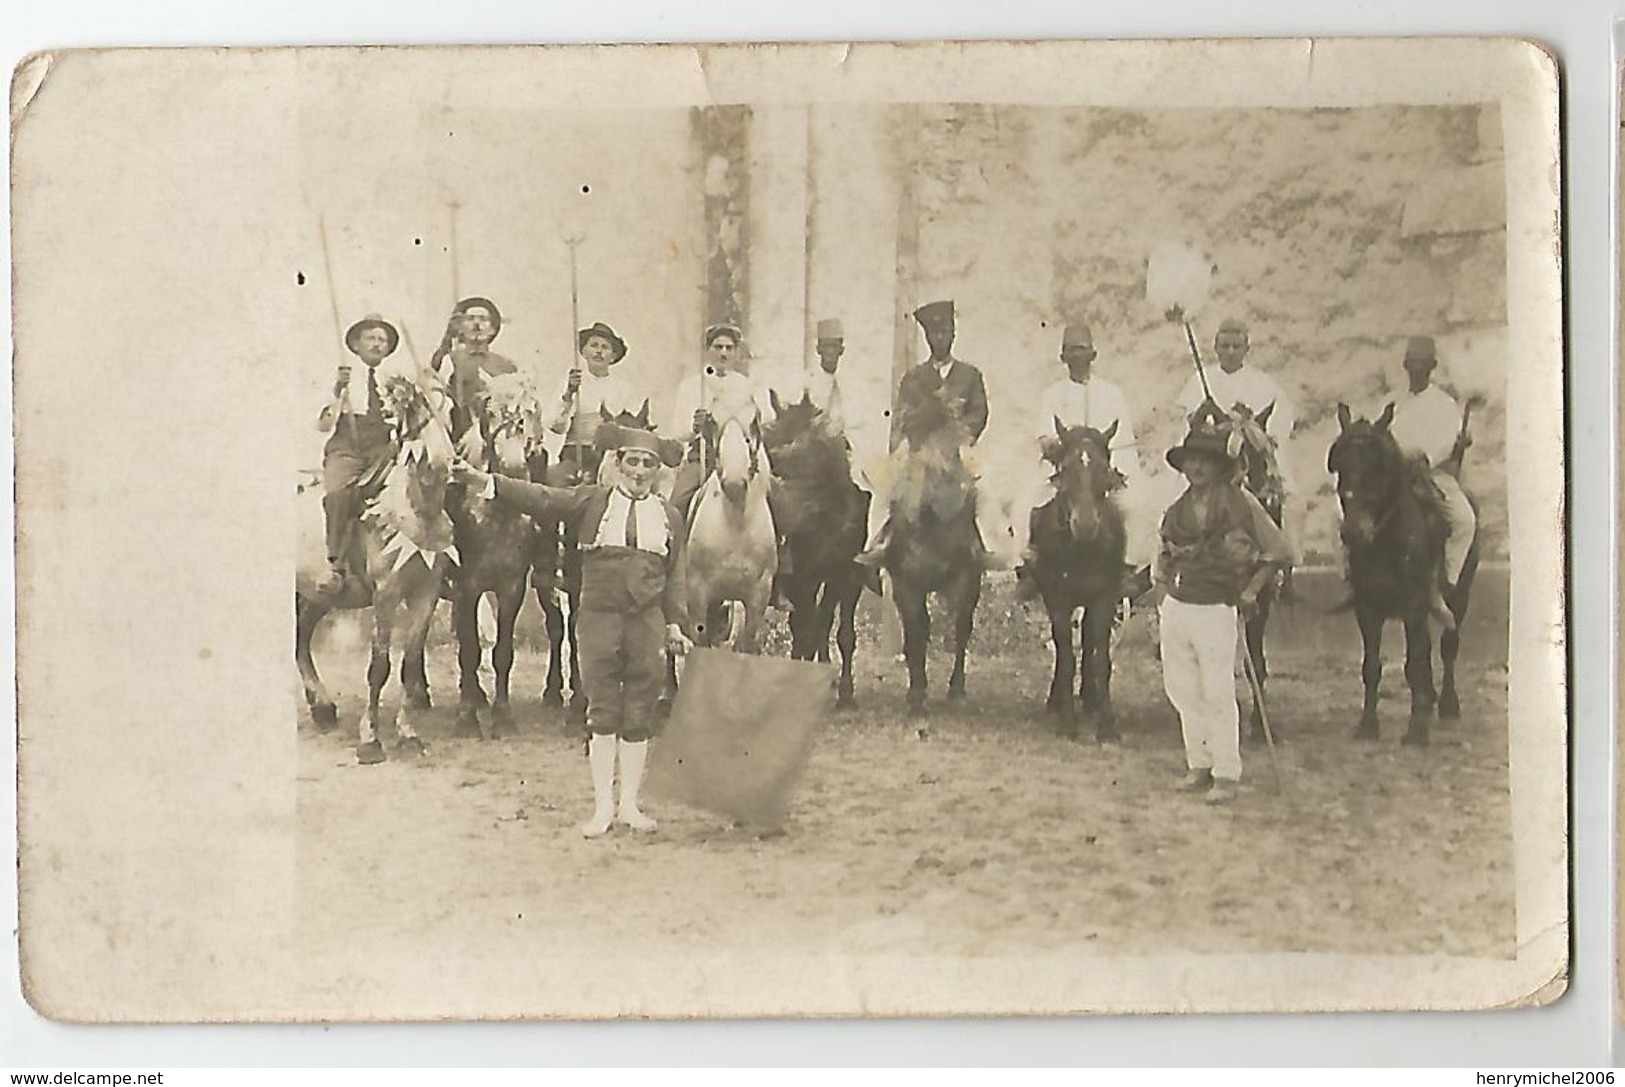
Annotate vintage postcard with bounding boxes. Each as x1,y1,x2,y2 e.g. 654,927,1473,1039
13,38,1564,1020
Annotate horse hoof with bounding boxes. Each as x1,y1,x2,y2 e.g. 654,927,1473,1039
1439,696,1461,720
567,698,589,728
489,715,517,740
1095,728,1122,746
946,686,967,703
453,717,484,740
405,690,432,711
906,700,928,719
1401,729,1430,747
356,741,386,765
540,690,564,710
310,702,339,733
914,726,931,741
1354,724,1379,742
394,736,427,757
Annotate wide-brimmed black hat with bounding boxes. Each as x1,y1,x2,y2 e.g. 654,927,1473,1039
344,314,400,357
1166,401,1239,471
578,321,628,364
454,296,503,338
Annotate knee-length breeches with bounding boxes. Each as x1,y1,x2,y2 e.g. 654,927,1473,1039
579,604,666,742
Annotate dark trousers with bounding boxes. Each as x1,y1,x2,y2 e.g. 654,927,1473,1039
579,604,665,742
322,424,391,563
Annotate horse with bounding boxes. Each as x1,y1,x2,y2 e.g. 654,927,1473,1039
295,375,457,764
1029,418,1127,742
681,405,778,652
761,389,869,705
881,375,983,720
442,372,546,740
1326,402,1480,745
1228,402,1288,741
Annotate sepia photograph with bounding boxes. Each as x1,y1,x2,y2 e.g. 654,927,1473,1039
13,38,1565,1022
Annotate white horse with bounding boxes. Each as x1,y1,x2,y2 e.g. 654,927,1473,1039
681,408,777,652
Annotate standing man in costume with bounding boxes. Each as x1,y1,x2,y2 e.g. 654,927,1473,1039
855,299,989,569
454,423,691,838
1153,403,1296,806
547,321,647,487
315,314,416,594
431,295,519,441
1013,321,1152,596
1385,335,1478,610
668,323,773,519
1175,317,1301,555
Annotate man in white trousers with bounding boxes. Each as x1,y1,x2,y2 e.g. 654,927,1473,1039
1153,403,1296,805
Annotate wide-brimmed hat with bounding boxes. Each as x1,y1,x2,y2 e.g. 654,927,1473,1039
1166,401,1239,472
606,423,684,468
913,300,955,328
454,296,503,338
578,321,628,363
705,322,743,348
345,314,400,357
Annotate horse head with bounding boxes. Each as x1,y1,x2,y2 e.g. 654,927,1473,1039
1046,417,1120,543
715,409,761,505
480,372,544,478
1327,401,1402,549
373,375,455,545
1230,401,1285,512
763,388,839,479
898,373,962,452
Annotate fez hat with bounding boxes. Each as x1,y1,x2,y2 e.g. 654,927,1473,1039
1166,401,1238,472
609,423,684,468
705,322,743,348
1404,335,1438,365
1060,322,1094,351
913,300,955,327
454,296,503,337
345,314,400,357
578,321,628,363
816,318,844,341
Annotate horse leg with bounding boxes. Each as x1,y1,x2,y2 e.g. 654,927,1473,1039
393,577,437,757
1355,607,1383,740
1046,602,1078,734
785,577,817,660
947,572,978,702
897,586,931,719
1401,614,1436,746
358,601,393,765
737,582,771,655
489,586,523,738
537,587,565,708
1438,623,1462,720
1244,599,1270,743
451,595,485,739
833,579,859,708
813,582,840,664
1083,600,1120,743
295,596,339,732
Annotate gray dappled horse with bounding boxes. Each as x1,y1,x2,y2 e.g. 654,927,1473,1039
296,376,456,764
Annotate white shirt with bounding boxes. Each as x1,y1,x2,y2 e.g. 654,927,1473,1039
323,355,421,423
1387,384,1463,467
784,368,846,434
548,366,644,437
1035,375,1143,482
1177,364,1298,489
588,488,671,556
668,368,772,436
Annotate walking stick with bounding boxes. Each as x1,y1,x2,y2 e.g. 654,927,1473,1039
1237,611,1284,795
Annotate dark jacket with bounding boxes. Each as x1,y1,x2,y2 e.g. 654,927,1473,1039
897,358,989,446
1157,482,1294,607
491,478,687,625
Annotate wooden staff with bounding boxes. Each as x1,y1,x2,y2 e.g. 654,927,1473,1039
1238,613,1284,795
317,215,361,448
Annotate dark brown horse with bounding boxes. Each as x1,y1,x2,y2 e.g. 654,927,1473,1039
1327,402,1480,744
442,373,545,739
1229,402,1287,741
761,389,869,705
881,374,983,721
1029,419,1126,742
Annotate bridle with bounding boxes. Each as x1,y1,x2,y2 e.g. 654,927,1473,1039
1332,432,1403,540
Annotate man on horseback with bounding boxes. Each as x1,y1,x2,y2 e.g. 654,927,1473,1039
454,423,692,838
547,321,645,486
855,299,990,570
1154,402,1296,805
1387,336,1478,593
1014,321,1152,599
1175,317,1301,558
668,322,773,520
430,296,518,441
314,314,416,595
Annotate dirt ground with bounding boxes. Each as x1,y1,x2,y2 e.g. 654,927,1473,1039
296,570,1513,964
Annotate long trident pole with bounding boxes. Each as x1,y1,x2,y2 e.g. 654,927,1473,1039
317,215,361,449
